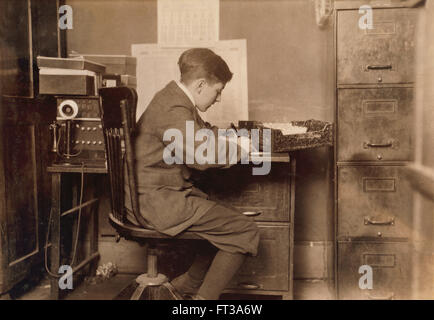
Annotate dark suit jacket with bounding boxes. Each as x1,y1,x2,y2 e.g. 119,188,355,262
125,81,239,236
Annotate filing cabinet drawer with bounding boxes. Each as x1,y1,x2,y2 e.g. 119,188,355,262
227,224,289,292
338,165,412,239
337,8,416,85
206,163,291,222
338,88,414,161
338,241,410,300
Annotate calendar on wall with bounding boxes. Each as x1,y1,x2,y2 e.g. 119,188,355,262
158,0,219,47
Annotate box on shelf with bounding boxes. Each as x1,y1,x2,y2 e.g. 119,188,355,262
70,54,136,76
102,74,137,89
39,74,95,95
37,56,106,74
37,56,105,96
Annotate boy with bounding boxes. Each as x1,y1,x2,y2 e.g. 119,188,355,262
125,48,259,300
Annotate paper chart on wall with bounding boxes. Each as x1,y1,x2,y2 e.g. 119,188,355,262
131,39,248,128
158,0,219,47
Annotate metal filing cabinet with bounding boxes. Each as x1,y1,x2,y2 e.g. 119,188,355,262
337,240,411,300
334,2,417,299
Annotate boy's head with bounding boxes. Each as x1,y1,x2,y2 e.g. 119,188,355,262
178,48,233,112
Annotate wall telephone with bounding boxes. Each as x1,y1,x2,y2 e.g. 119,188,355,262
50,96,106,168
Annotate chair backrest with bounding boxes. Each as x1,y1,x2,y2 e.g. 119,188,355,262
99,87,147,228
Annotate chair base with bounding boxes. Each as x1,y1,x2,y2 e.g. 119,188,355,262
136,273,168,287
114,273,184,300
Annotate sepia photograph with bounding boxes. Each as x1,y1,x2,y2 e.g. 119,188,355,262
0,0,432,308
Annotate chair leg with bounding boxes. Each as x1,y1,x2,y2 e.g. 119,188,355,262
129,246,183,300
161,282,184,300
130,284,148,300
146,249,158,278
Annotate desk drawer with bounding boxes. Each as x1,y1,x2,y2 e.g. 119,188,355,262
207,163,291,222
338,165,412,239
338,241,410,300
337,8,416,85
338,88,414,161
227,224,289,292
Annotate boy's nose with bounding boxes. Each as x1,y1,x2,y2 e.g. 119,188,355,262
215,94,221,102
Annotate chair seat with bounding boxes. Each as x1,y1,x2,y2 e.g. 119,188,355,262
108,213,203,240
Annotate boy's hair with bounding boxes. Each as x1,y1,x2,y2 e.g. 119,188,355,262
178,48,233,85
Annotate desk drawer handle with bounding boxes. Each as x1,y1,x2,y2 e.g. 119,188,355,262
364,216,395,226
366,64,392,71
238,282,261,290
367,292,395,300
363,141,393,149
242,211,262,217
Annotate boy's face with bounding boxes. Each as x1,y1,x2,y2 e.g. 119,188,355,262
193,80,225,112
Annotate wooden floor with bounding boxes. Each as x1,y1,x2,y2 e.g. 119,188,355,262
11,274,334,300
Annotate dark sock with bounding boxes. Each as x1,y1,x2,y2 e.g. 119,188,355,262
197,250,246,300
187,248,216,281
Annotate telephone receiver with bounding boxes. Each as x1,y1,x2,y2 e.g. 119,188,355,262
50,120,78,159
49,122,59,153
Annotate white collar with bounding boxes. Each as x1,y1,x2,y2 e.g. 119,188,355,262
176,80,196,107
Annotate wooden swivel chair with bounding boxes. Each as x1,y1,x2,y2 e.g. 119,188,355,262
99,87,203,300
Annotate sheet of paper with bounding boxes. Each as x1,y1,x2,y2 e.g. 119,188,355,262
158,0,219,47
131,40,248,127
262,123,308,135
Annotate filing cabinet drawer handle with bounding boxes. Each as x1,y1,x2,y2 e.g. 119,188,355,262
242,211,262,217
364,216,395,226
366,64,392,71
238,282,261,290
367,292,395,300
363,141,393,149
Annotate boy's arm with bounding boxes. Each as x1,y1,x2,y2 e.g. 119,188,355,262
156,105,248,170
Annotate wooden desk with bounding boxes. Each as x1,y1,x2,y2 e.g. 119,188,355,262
47,165,106,299
205,153,295,299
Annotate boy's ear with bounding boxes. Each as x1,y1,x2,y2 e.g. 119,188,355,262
196,79,206,92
